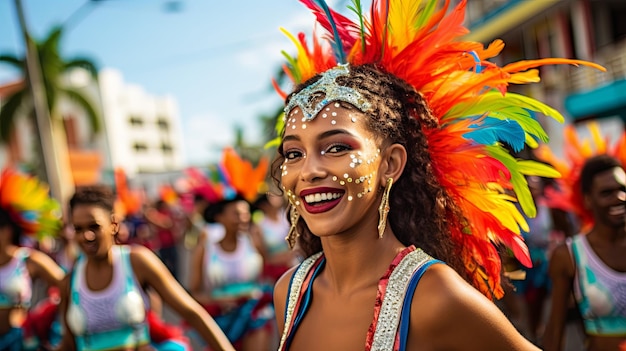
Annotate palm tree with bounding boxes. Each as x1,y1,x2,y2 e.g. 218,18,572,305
0,25,100,186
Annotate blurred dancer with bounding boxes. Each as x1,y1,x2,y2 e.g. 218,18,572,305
187,148,273,350
0,168,65,350
57,185,234,351
544,155,626,351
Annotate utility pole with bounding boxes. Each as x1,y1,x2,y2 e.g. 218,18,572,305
14,0,64,201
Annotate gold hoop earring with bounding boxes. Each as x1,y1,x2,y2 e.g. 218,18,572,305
378,178,393,239
285,205,300,249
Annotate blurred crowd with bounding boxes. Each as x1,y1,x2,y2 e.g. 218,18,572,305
0,124,624,351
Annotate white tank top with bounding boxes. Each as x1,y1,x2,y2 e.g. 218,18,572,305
204,234,263,298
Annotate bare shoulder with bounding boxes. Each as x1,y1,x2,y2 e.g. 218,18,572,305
26,248,64,281
410,263,538,350
128,244,162,265
127,245,161,280
274,264,300,332
549,242,575,276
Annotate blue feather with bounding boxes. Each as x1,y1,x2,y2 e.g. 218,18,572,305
313,0,346,63
463,117,526,152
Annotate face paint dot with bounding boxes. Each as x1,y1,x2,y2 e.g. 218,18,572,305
351,117,356,123
334,102,340,108
347,178,352,182
343,173,349,178
340,181,345,185
348,195,353,201
292,125,296,129
332,176,338,181
302,124,307,129
357,193,362,198
322,113,327,118
331,120,336,125
355,179,360,184
320,150,325,155
326,107,331,111
331,112,337,117
350,163,355,168
295,201,300,206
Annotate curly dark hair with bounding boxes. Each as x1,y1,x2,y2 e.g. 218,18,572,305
202,194,248,224
271,63,468,281
69,185,116,213
0,207,23,245
580,154,622,195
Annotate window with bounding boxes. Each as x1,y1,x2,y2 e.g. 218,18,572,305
157,118,169,130
133,142,148,152
129,116,144,127
161,143,173,153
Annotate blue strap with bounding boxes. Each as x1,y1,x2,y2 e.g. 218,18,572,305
119,246,135,293
398,259,441,350
284,258,326,350
70,255,84,305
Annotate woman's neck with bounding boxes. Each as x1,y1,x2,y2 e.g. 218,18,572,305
319,231,406,295
88,246,114,267
588,223,626,244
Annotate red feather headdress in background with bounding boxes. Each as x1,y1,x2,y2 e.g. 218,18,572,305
536,123,626,232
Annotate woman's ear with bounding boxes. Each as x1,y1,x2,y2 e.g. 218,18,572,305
110,214,120,235
379,143,407,186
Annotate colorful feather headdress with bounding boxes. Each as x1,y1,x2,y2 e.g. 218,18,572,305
535,123,626,232
185,147,269,204
0,168,61,239
273,0,605,298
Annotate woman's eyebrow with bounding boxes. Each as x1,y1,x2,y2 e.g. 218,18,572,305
319,129,354,139
282,129,354,144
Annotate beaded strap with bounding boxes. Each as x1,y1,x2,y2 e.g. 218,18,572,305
278,252,324,350
370,248,432,351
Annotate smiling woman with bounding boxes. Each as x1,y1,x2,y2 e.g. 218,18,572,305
57,185,235,351
269,0,604,350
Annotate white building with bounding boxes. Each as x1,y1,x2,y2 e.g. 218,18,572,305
0,68,187,195
98,68,186,178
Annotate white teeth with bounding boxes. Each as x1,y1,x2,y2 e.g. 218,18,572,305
608,206,625,216
304,192,342,204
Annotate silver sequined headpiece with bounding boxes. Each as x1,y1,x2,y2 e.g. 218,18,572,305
284,64,372,121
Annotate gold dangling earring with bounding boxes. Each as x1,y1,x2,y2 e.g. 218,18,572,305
285,204,300,249
378,178,393,239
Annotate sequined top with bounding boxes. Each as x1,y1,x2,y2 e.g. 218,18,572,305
568,235,626,335
278,246,438,350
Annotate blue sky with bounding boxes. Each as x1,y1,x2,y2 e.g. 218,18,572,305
0,0,322,165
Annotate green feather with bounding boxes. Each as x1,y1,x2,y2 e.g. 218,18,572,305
414,0,438,29
486,145,536,218
347,0,366,54
444,91,565,146
281,51,301,83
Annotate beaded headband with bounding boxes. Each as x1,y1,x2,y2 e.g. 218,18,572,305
274,0,605,299
284,64,371,120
